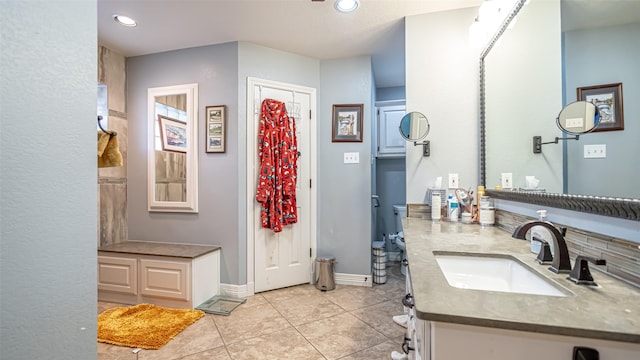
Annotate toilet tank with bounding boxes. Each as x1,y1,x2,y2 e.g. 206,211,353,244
393,205,406,233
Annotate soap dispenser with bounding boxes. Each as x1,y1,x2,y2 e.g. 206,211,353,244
530,210,548,254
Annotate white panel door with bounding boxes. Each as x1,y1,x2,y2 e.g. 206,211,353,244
251,81,313,293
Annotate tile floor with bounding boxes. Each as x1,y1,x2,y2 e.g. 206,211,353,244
98,262,408,360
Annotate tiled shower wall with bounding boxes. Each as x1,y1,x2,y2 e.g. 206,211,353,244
97,45,127,247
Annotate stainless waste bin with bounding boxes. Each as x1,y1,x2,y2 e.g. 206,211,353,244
314,257,336,291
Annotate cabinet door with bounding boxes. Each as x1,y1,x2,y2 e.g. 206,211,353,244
377,104,406,157
140,259,190,301
98,255,137,295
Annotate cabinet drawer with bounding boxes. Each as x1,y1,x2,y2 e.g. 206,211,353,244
139,259,190,301
98,255,137,295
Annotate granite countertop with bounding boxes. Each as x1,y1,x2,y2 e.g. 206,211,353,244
403,218,640,343
98,241,220,259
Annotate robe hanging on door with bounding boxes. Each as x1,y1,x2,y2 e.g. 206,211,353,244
256,98,298,233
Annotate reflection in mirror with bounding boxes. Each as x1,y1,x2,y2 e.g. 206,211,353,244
556,101,600,135
480,0,640,219
148,83,198,212
399,112,430,141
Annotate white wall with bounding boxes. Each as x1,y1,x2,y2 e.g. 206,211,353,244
0,1,97,358
485,0,562,192
405,8,480,203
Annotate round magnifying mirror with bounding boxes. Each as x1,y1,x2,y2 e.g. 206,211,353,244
399,112,430,141
556,101,601,135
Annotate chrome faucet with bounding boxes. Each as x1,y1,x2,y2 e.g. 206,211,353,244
512,221,572,274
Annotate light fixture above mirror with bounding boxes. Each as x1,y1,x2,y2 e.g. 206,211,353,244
147,83,199,213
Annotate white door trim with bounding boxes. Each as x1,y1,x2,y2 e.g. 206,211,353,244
245,77,317,296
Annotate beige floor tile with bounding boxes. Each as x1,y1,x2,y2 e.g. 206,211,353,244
212,302,291,344
296,312,388,360
138,316,224,360
226,327,325,360
269,293,345,325
259,283,320,302
350,299,407,339
178,345,231,359
98,342,139,360
323,284,394,311
338,340,404,360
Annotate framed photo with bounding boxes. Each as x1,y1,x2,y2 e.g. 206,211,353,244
205,105,226,153
158,115,187,153
332,104,363,142
577,83,624,132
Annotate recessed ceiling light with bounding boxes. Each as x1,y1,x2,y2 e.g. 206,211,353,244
113,14,137,27
335,0,359,13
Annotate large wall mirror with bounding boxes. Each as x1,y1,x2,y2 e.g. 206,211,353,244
480,0,640,220
147,83,199,212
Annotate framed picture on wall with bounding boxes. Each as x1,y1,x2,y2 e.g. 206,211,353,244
332,104,363,142
205,105,226,153
158,115,187,153
577,82,624,132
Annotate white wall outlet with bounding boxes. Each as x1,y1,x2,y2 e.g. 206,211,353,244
501,172,513,189
448,173,459,189
584,144,606,158
343,152,360,164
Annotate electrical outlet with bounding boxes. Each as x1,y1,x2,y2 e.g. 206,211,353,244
501,173,513,189
584,144,606,158
343,152,360,163
448,173,459,189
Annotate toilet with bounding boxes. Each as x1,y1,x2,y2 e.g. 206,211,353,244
393,205,407,275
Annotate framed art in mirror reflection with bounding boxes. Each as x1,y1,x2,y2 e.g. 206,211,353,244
577,82,624,132
158,115,187,153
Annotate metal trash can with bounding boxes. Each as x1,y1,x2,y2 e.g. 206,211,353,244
314,257,336,291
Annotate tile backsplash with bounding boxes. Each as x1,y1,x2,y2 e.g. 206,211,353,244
496,210,640,288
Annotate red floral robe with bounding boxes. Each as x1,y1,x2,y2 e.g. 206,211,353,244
256,99,298,232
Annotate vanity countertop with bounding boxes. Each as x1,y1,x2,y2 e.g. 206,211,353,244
403,218,640,343
98,240,220,259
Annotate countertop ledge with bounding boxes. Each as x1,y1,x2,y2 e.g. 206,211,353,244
98,240,221,259
403,218,640,344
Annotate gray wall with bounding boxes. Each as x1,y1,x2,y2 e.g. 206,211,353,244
318,56,374,275
564,22,640,198
127,42,241,284
377,86,406,101
405,8,479,203
0,1,97,359
376,158,406,236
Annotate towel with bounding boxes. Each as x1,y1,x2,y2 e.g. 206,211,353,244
98,131,123,168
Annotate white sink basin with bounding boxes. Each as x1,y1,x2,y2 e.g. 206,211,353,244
435,253,568,297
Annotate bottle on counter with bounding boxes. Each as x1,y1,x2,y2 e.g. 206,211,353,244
447,194,459,222
479,196,495,226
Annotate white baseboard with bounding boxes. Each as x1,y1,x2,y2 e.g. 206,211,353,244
220,283,251,299
335,272,372,287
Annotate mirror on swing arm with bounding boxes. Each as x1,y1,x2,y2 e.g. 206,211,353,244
533,101,600,154
399,111,431,156
147,83,199,212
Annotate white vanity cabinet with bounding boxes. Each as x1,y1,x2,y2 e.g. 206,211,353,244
376,102,406,158
98,241,220,309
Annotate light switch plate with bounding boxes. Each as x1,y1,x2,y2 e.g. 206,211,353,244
343,152,360,164
584,144,606,158
501,172,513,189
448,173,459,189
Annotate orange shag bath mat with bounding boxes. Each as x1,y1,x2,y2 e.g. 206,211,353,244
98,303,205,350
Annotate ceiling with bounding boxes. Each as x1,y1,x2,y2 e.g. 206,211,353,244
98,0,481,88
98,0,640,89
